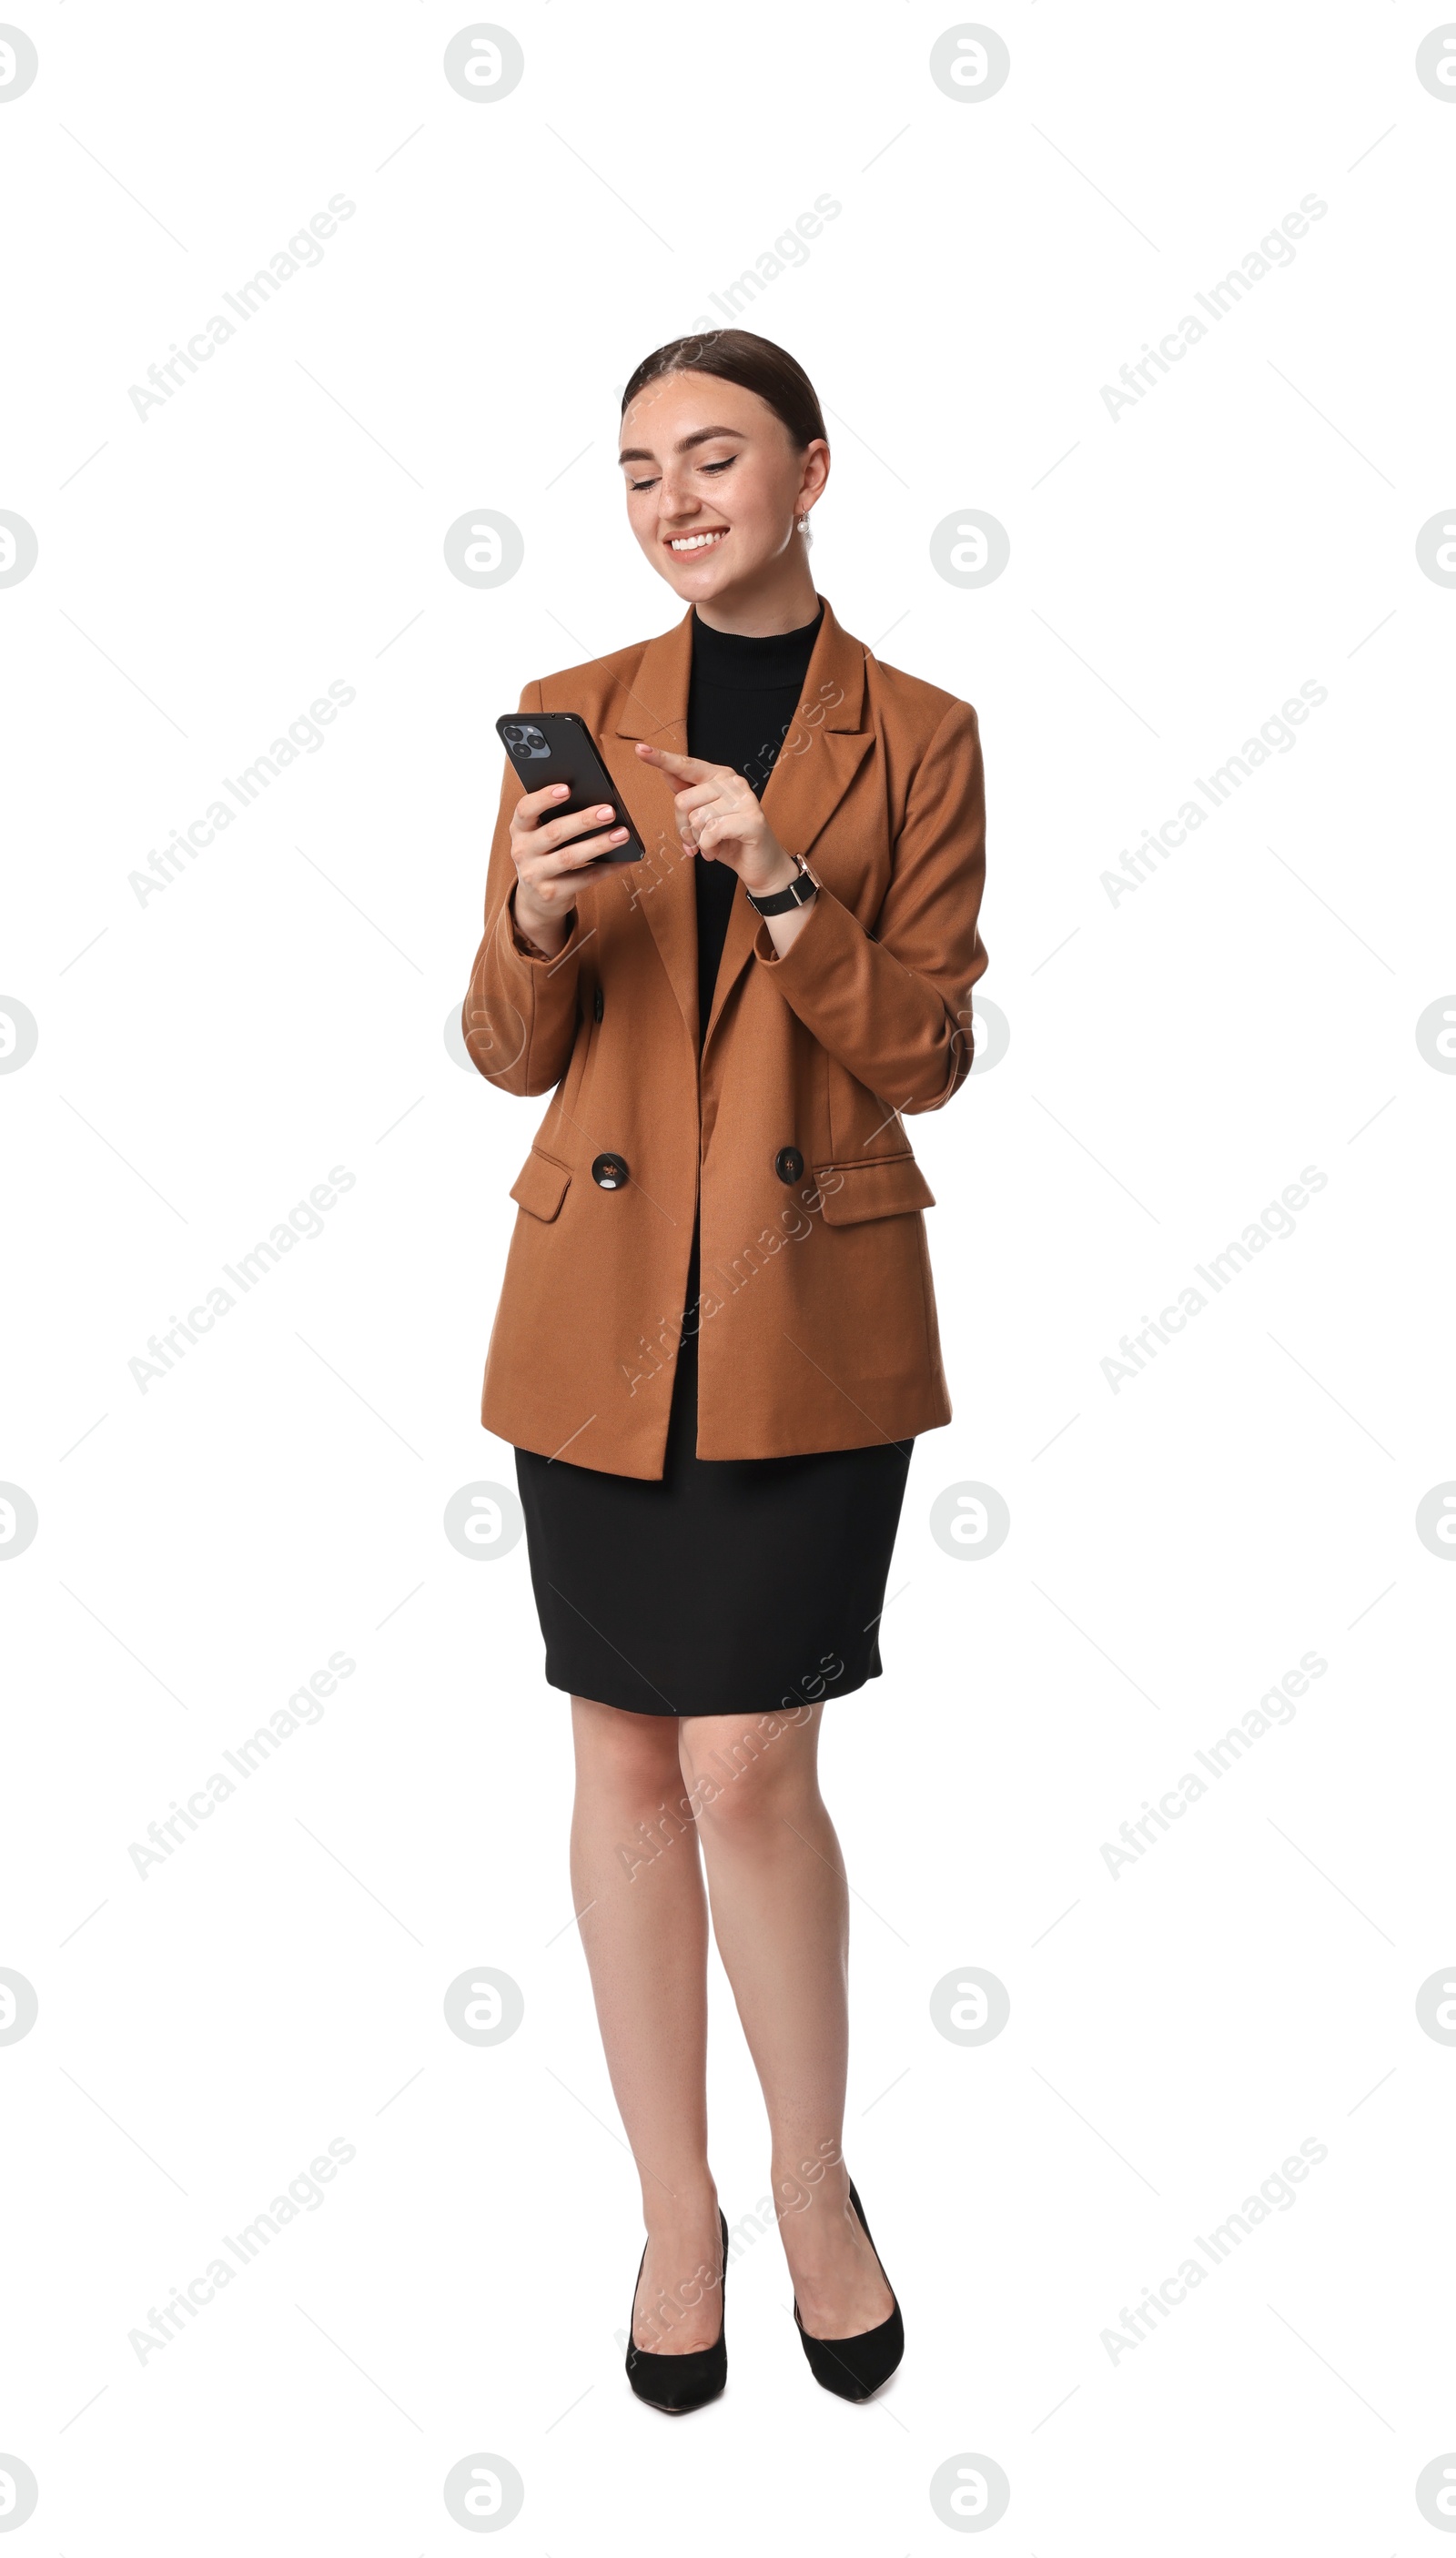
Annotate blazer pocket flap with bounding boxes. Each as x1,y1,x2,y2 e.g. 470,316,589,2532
814,1152,936,1226
510,1147,572,1223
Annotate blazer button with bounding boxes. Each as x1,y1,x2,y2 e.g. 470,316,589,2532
774,1146,804,1184
592,986,604,1023
592,1152,630,1190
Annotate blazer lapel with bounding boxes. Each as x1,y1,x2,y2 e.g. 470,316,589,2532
701,599,872,1053
607,612,698,1046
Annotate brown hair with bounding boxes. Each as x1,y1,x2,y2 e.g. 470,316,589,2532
621,329,826,450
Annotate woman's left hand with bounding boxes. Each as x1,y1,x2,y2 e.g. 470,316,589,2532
635,742,800,902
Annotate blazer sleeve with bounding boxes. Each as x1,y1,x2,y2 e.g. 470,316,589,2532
460,682,584,1097
750,696,988,1114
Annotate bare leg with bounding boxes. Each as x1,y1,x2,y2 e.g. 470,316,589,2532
569,1697,723,2352
676,1704,895,2338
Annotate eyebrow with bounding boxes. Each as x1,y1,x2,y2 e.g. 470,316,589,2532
617,426,746,465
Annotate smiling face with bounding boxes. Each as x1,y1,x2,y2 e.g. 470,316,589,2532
618,371,829,621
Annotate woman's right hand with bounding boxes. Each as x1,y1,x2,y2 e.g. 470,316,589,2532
510,783,629,953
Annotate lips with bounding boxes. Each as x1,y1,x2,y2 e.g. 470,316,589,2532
667,529,728,554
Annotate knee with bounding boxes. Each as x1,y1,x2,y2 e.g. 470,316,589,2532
680,1721,814,1843
572,1697,684,1814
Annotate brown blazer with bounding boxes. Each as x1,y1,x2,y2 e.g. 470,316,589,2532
462,595,988,1479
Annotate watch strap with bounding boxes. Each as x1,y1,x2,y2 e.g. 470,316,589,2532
745,856,818,917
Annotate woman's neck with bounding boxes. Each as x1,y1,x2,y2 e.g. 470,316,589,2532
692,551,821,639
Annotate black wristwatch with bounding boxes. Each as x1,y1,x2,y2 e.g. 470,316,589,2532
744,854,818,917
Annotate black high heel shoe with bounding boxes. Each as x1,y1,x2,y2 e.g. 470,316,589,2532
624,2208,729,2414
792,2179,904,2401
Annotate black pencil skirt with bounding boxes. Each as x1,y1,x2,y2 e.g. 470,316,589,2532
512,1289,915,1720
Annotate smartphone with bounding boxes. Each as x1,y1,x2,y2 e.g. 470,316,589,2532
495,713,646,866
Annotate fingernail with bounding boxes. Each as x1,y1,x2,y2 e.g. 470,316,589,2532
610,827,628,841
597,805,613,819
552,784,569,797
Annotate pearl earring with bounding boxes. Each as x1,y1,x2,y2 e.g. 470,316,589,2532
795,514,814,549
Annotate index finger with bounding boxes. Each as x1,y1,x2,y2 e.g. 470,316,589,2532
636,743,713,779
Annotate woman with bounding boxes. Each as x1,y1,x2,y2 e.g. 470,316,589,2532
462,331,988,2411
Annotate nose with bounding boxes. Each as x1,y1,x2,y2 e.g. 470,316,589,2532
659,467,703,523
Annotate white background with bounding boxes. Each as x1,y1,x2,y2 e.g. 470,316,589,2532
4,1,1455,2548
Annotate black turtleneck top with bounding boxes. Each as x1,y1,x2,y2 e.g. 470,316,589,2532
685,601,824,1048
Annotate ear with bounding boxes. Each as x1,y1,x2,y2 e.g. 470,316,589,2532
799,438,831,511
